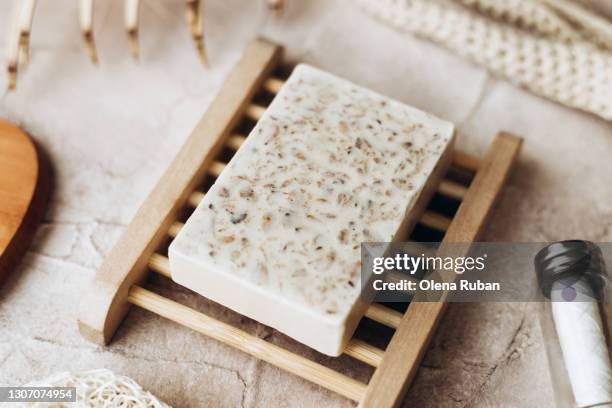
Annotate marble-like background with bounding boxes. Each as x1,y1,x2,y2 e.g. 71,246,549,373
0,1,611,407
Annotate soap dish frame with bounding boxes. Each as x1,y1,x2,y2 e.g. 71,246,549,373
77,39,522,407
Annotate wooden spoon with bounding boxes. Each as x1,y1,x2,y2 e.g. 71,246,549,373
0,120,50,285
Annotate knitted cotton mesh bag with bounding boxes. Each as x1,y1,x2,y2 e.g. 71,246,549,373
22,369,170,407
358,0,612,120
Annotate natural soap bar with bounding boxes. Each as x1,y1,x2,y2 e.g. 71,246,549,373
169,64,455,356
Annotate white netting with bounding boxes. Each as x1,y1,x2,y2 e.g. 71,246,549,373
20,369,170,408
357,0,612,120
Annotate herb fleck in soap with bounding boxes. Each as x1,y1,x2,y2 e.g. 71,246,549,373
169,64,455,356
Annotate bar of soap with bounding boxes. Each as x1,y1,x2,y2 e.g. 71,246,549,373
169,64,455,356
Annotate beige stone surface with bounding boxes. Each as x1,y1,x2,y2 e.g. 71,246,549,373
0,1,610,407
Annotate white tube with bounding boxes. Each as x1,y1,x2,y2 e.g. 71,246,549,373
551,280,612,407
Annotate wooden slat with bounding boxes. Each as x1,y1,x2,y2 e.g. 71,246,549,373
148,253,171,278
77,39,283,345
187,191,204,208
147,251,383,367
147,252,403,335
168,222,183,238
128,286,367,401
438,180,468,201
245,104,266,121
344,339,384,367
149,252,385,367
227,134,246,150
149,248,383,368
209,160,225,177
364,304,402,329
263,77,284,94
453,150,480,172
359,133,522,408
419,211,451,231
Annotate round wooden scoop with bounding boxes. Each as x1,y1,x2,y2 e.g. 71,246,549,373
0,120,50,285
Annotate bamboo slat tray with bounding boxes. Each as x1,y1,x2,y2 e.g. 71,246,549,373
78,39,522,407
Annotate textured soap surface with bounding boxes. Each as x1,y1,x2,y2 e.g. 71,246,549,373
169,64,454,355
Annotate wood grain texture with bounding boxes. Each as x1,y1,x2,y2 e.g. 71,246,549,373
359,133,523,408
128,286,368,401
77,39,283,344
0,120,50,285
146,251,403,334
75,35,522,405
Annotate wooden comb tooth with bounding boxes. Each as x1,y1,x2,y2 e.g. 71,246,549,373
6,0,37,90
186,0,207,65
17,0,37,67
125,0,141,59
7,30,19,91
6,3,25,90
266,0,285,16
79,0,98,63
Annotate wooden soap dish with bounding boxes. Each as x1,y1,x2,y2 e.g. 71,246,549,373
77,39,522,407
